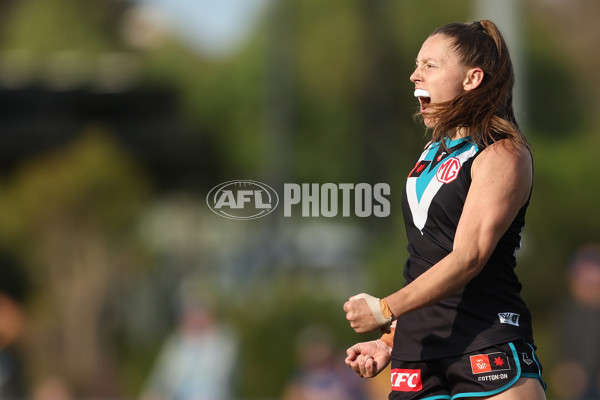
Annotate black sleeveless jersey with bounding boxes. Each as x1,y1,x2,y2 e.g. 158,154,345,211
392,136,534,361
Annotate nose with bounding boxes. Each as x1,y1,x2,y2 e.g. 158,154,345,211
410,67,421,84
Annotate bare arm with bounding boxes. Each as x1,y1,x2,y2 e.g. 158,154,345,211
386,140,532,319
345,140,532,332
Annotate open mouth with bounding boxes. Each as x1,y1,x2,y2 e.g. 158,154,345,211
414,89,431,112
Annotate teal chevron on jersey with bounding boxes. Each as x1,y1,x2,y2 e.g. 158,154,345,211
406,137,479,232
413,137,477,202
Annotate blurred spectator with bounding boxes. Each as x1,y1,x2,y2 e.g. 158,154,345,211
282,326,367,400
551,245,600,400
32,376,73,400
139,289,238,400
0,249,30,400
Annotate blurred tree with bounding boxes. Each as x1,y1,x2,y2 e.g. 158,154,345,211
522,5,588,137
0,129,150,397
531,0,600,107
1,0,118,54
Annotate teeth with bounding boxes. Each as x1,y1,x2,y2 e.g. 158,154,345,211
414,89,430,98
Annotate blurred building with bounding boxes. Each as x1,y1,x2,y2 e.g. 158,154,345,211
0,50,219,192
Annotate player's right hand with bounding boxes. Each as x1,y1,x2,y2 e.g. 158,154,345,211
345,339,392,378
344,293,390,333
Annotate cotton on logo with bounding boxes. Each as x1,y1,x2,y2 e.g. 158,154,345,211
390,369,422,392
436,157,461,183
206,180,279,220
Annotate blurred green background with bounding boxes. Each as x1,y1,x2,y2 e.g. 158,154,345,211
0,0,598,399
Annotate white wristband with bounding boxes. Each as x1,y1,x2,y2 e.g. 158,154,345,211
350,293,393,328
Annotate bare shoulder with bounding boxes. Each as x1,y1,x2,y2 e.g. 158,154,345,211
472,139,532,177
471,139,532,206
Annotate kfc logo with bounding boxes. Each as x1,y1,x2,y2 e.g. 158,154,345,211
390,369,422,392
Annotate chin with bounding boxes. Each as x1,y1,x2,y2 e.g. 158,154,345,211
423,117,436,129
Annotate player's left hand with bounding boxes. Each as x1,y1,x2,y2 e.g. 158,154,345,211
345,339,392,378
343,293,381,333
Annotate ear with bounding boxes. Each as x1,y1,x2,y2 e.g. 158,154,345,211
463,67,484,91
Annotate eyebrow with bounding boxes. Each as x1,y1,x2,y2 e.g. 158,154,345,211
415,58,436,65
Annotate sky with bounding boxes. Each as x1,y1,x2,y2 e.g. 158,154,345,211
132,0,271,58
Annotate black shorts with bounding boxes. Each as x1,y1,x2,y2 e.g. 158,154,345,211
388,341,545,400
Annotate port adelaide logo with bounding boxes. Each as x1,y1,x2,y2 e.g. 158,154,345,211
206,180,279,220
